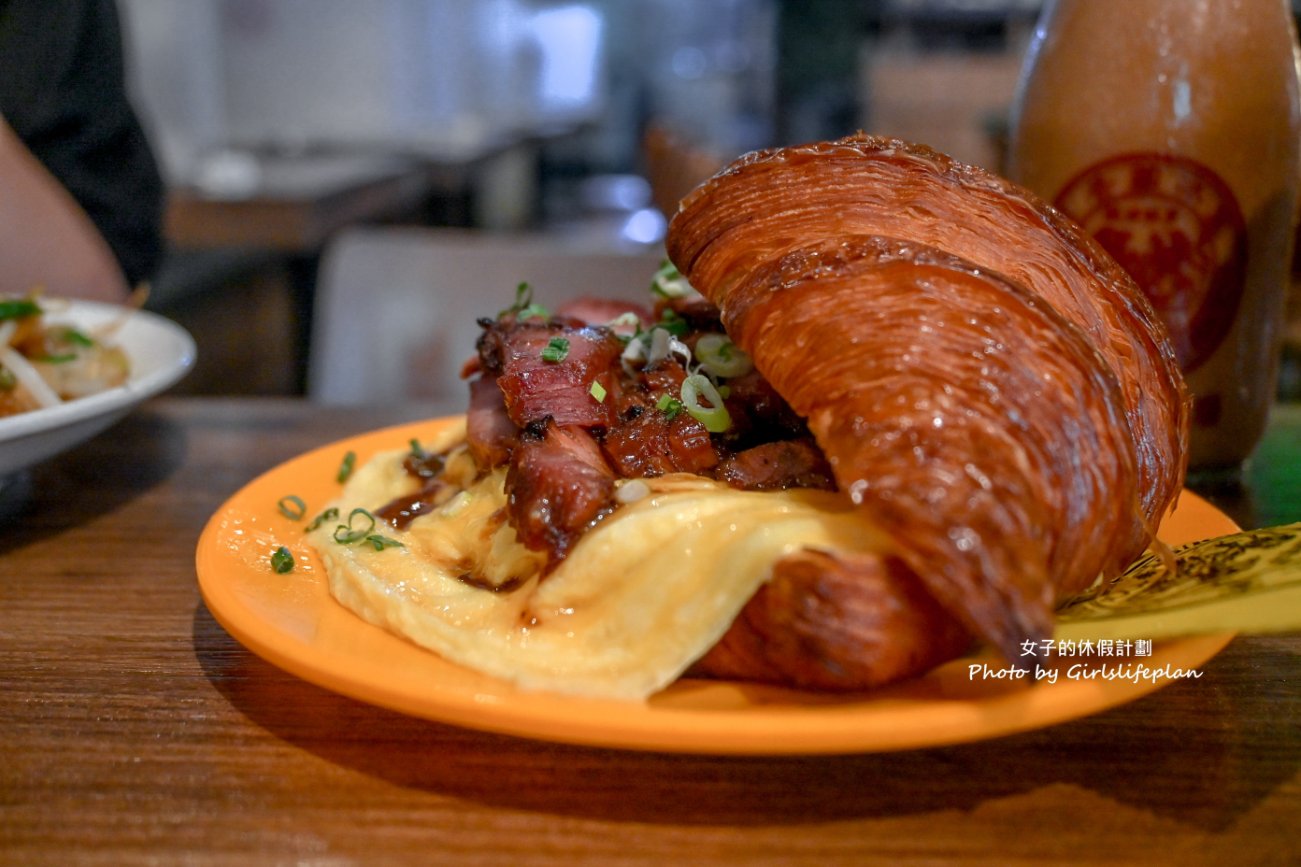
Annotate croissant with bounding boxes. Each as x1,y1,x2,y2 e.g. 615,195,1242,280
668,135,1190,678
312,136,1190,699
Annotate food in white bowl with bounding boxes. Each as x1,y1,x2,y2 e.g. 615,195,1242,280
0,296,195,477
0,294,132,417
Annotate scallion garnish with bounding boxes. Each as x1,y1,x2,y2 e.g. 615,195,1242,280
680,374,732,433
500,281,551,321
0,367,15,391
657,309,690,337
0,299,41,321
35,353,77,364
694,333,752,379
408,438,427,460
656,392,683,420
337,450,356,484
305,507,339,532
277,494,307,520
331,508,404,551
541,336,570,363
270,546,295,574
650,261,694,299
589,380,607,403
333,507,377,544
604,311,643,332
363,534,404,552
61,328,95,348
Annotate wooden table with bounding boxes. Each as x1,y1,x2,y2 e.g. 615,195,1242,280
2,397,1298,865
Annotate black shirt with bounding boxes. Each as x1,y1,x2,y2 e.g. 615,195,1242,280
0,0,165,287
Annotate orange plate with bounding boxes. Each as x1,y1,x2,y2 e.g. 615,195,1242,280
196,417,1238,755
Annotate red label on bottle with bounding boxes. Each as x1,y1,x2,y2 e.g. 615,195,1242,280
1054,152,1248,372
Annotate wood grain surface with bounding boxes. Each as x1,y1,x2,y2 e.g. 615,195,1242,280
1,398,1297,866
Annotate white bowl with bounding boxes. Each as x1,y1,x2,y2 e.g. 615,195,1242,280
0,300,196,477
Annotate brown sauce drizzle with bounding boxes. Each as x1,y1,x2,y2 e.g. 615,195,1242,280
375,446,457,530
455,571,529,594
404,449,446,479
374,481,446,530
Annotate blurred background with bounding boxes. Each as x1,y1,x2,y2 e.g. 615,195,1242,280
112,0,1300,400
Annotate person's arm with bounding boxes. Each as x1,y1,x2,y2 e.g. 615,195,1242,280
0,116,130,302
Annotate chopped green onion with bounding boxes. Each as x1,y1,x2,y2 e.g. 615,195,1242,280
540,336,570,363
337,450,356,484
0,299,41,321
650,261,694,299
0,367,15,391
277,494,307,520
656,392,683,420
680,374,732,433
656,309,690,337
329,508,404,551
500,281,550,321
270,546,295,574
363,534,404,551
333,508,377,544
33,327,97,362
408,438,427,459
61,328,95,348
305,507,339,532
605,311,643,332
589,380,607,403
694,333,753,379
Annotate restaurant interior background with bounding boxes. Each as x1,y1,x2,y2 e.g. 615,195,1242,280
116,0,1301,401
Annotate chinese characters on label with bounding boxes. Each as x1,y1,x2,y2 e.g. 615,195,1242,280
1018,638,1154,658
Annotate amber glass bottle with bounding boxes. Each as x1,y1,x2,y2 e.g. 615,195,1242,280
1008,0,1301,471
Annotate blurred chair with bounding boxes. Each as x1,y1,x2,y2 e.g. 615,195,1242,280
308,227,665,405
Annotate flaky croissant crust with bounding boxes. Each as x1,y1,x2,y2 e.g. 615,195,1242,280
668,135,1189,679
671,134,1189,525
